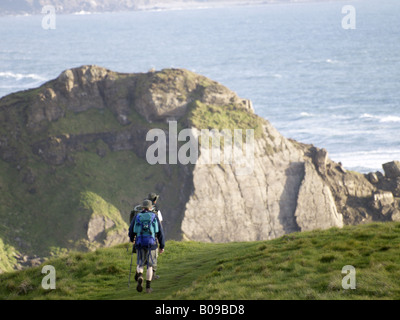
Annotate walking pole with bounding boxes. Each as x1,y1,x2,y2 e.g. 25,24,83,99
128,243,135,288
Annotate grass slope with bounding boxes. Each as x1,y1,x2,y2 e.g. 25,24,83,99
1,222,400,300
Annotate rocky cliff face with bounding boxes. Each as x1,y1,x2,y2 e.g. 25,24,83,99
0,65,399,271
181,120,399,242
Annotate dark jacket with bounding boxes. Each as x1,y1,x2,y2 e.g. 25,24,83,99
128,210,165,250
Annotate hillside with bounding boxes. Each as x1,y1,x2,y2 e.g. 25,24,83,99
0,65,262,271
1,222,399,300
1,65,400,273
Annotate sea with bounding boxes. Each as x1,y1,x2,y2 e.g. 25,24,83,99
0,0,399,173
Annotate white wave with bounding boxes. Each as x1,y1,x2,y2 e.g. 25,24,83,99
360,113,400,123
380,116,400,123
73,10,92,15
360,113,376,119
0,71,46,81
331,149,400,173
299,112,314,117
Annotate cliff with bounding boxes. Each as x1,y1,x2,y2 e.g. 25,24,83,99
0,65,399,272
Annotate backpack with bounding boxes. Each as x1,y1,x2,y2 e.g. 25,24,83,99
129,204,143,225
134,211,159,248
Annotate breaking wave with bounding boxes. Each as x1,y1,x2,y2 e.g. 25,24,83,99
331,149,400,173
0,71,46,82
360,113,400,123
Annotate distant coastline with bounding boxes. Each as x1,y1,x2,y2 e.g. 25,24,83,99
0,0,348,16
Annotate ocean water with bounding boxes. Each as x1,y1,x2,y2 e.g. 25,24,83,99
0,0,399,173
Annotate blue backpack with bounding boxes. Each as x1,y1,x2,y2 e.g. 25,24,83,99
134,211,158,248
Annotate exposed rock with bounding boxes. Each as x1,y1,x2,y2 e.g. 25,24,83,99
312,147,328,176
14,254,44,269
133,69,197,121
27,89,64,128
182,124,300,241
393,178,400,197
181,123,344,242
103,232,128,247
370,190,398,217
87,215,114,242
132,68,252,122
392,209,400,222
336,162,347,174
368,172,380,184
375,174,400,198
383,161,400,179
372,191,394,209
81,192,129,249
87,216,128,247
295,160,343,231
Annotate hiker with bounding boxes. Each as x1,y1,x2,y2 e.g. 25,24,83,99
129,192,162,226
145,193,164,280
129,193,164,280
129,199,165,293
147,192,163,225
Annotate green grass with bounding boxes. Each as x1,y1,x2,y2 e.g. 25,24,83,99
0,238,18,273
48,108,122,136
185,101,264,140
1,222,400,300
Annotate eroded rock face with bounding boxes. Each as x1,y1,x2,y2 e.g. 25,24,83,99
181,124,345,242
295,160,343,231
180,115,399,242
86,215,127,248
132,68,253,122
87,215,115,242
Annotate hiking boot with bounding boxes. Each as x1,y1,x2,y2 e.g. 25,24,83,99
146,287,153,294
152,273,160,280
136,276,143,292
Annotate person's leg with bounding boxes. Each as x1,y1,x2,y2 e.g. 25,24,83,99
152,250,159,280
146,266,153,281
136,250,145,292
146,250,157,293
136,267,144,292
137,265,144,274
146,266,153,293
